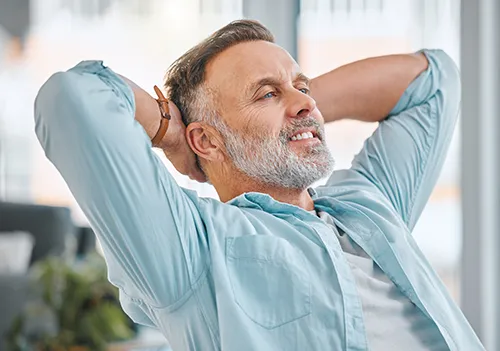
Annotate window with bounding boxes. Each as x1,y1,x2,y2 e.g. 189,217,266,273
0,0,241,218
299,0,461,301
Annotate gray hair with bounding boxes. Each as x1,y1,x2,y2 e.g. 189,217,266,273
163,19,274,126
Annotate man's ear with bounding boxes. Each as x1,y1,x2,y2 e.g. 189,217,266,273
186,122,225,163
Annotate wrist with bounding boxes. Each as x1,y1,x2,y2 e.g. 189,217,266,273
138,94,163,142
150,86,171,148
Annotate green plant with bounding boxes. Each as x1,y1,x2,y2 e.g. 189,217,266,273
6,253,136,351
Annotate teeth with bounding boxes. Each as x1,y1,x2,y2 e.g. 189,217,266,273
290,131,315,141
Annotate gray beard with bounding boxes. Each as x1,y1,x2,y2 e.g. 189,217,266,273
212,117,335,189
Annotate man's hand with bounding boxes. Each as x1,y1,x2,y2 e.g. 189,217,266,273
119,74,207,183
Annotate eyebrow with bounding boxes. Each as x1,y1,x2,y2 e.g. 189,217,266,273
294,73,311,86
246,72,311,96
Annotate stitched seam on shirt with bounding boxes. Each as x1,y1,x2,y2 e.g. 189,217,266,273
191,266,221,349
404,103,435,226
119,288,148,305
108,209,210,310
116,260,210,312
406,101,458,229
156,181,211,310
151,265,210,312
227,256,289,266
148,267,221,347
119,289,171,333
438,323,457,350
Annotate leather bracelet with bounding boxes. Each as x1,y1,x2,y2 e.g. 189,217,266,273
151,85,171,147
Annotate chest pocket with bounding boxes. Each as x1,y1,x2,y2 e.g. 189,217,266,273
226,235,311,329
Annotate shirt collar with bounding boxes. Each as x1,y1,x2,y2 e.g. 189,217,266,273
227,188,319,217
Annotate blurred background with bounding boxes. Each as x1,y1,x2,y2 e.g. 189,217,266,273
0,0,497,350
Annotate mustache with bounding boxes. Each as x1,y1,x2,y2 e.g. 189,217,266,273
280,118,324,141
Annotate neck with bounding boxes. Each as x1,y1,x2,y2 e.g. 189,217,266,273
213,168,315,211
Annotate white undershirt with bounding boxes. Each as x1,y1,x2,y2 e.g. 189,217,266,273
316,211,449,351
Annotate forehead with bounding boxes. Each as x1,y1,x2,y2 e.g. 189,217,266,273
205,41,301,97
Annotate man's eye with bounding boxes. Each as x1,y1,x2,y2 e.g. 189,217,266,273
298,87,310,94
263,91,276,99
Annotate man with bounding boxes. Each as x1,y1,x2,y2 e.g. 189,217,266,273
35,20,483,350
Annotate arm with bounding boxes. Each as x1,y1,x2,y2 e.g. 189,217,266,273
34,61,209,321
311,52,429,123
116,74,163,141
118,74,206,182
323,50,461,231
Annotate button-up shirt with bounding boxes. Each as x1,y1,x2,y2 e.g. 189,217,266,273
34,49,484,350
315,210,449,350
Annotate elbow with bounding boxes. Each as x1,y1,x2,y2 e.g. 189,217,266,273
426,50,462,125
435,50,462,103
34,71,81,154
35,71,76,125
418,49,461,117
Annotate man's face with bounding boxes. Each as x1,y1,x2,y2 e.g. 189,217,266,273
205,40,334,189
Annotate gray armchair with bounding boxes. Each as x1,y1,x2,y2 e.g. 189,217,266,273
0,202,77,351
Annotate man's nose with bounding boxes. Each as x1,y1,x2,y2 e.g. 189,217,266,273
287,89,317,118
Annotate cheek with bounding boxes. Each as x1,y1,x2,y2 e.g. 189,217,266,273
242,105,284,137
312,108,325,124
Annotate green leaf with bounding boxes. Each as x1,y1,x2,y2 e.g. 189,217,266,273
7,255,137,350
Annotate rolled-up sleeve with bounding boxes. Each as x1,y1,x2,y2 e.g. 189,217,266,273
34,61,209,313
349,49,461,231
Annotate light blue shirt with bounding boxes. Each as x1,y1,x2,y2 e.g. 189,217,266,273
34,49,484,351
316,210,449,350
